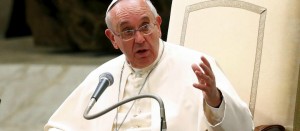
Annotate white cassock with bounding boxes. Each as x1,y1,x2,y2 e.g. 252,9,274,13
44,39,254,131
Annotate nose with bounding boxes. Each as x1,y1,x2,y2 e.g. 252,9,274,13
133,30,146,43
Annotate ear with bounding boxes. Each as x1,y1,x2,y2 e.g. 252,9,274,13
156,15,162,27
105,29,119,49
155,16,162,37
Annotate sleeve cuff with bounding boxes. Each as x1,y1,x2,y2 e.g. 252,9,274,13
203,92,225,126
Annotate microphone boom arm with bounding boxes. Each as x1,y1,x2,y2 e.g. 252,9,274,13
83,94,167,131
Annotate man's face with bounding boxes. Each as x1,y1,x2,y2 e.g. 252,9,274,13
105,0,162,68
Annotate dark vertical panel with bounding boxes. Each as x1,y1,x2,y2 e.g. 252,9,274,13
150,0,172,41
5,0,32,38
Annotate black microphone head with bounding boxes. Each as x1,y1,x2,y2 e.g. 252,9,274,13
99,72,114,86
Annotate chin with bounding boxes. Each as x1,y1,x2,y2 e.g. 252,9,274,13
135,59,154,68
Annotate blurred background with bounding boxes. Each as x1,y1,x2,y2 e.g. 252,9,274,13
0,0,172,130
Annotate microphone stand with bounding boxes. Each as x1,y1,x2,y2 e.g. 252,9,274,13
83,94,167,131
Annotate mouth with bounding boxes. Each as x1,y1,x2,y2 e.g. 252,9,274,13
135,49,149,57
137,49,147,53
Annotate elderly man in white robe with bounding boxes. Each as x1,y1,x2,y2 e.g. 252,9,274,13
44,0,254,130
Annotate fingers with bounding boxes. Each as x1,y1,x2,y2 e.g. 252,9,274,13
193,83,207,91
201,56,211,69
191,63,202,73
192,57,215,81
192,64,205,85
192,56,221,107
200,56,214,80
191,56,216,91
200,63,215,82
193,71,213,89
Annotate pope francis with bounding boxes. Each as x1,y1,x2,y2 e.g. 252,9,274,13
44,0,254,130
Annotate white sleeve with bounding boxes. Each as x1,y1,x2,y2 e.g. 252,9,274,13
203,98,225,126
205,58,254,130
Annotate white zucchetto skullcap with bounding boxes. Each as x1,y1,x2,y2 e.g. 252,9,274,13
106,0,151,14
106,0,119,14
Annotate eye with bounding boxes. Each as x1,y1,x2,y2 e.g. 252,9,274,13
121,26,131,32
139,24,150,31
122,29,134,36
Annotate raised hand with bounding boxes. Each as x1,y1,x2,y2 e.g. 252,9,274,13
191,56,222,107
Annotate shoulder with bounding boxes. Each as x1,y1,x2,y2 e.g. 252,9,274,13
85,55,125,80
96,55,125,71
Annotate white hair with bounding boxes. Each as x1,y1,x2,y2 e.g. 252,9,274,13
105,0,159,31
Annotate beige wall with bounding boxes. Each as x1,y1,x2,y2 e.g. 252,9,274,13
167,0,300,130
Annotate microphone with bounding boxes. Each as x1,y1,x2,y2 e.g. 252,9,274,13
83,72,114,121
83,73,167,130
91,72,114,101
84,94,167,131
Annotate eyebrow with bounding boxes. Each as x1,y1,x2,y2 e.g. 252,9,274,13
140,16,151,24
119,21,130,29
119,16,151,29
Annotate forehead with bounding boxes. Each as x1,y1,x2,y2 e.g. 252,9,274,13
110,0,154,27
